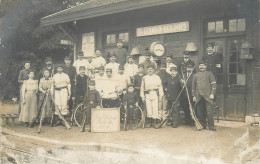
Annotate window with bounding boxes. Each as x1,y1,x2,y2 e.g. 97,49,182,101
106,34,116,44
229,19,246,32
105,31,129,45
208,21,224,33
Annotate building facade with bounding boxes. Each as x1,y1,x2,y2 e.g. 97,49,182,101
41,0,260,122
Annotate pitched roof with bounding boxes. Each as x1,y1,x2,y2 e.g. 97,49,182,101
41,0,187,26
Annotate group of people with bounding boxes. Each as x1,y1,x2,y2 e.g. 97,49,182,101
17,39,221,131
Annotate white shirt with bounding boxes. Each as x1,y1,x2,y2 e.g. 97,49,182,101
90,56,106,69
73,59,90,75
166,62,177,74
140,74,164,99
105,62,120,77
99,76,118,98
124,63,138,78
52,73,70,88
94,74,106,93
114,73,130,93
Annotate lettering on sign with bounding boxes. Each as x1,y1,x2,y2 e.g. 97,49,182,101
82,32,95,57
136,21,189,37
91,108,120,133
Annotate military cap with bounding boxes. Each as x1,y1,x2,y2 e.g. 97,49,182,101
64,56,71,60
89,80,95,86
183,51,191,55
166,55,172,58
79,66,86,70
128,83,134,88
106,68,112,73
117,39,124,43
126,55,133,59
56,64,63,68
45,57,52,62
77,51,84,56
138,64,144,68
99,66,105,70
160,62,166,67
119,65,124,70
199,60,207,65
206,42,214,48
170,66,177,71
186,63,194,67
147,64,155,69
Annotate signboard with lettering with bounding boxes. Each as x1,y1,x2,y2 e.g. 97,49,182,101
82,32,95,57
136,21,189,37
91,108,120,133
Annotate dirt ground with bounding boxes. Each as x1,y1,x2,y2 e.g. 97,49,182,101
1,103,260,164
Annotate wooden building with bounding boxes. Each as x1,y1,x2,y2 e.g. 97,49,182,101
41,0,260,122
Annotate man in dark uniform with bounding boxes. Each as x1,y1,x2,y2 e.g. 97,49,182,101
179,63,195,126
192,61,217,131
178,52,196,78
83,80,101,132
75,66,90,105
201,43,221,79
164,66,184,128
37,57,55,80
133,64,144,107
63,56,76,113
115,39,128,65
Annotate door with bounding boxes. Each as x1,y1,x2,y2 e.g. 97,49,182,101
205,37,246,121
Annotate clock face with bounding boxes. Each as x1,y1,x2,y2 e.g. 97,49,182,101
153,43,165,56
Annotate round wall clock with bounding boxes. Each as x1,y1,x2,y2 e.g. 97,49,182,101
150,42,165,57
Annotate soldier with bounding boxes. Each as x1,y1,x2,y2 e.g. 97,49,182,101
201,43,221,79
157,63,170,120
115,39,128,65
73,51,90,76
83,80,101,132
179,63,195,126
192,61,217,131
99,68,119,108
105,54,120,77
90,48,106,70
124,56,138,83
63,56,76,113
123,84,138,130
140,53,157,75
178,52,196,78
165,55,177,74
134,64,144,107
37,57,55,80
75,66,90,105
140,65,164,128
52,64,71,116
164,67,184,128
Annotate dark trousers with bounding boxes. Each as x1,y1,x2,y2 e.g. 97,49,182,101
102,98,121,108
180,96,193,124
166,100,180,126
134,89,143,108
196,98,214,128
126,105,136,129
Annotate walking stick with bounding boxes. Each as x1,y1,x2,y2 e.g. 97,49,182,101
180,68,202,130
29,90,48,128
157,67,195,128
124,91,128,131
37,90,49,133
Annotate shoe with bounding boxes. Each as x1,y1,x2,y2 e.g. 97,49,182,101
172,124,178,128
209,127,216,131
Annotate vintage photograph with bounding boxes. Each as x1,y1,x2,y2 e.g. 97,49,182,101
0,0,259,163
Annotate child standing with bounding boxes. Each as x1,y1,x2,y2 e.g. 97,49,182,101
123,84,138,130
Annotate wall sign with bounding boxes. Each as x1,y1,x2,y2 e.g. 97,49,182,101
136,21,189,37
91,108,120,133
82,32,95,57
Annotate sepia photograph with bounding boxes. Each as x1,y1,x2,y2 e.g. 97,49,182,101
0,0,259,163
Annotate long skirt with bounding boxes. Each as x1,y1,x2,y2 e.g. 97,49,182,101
38,92,53,118
19,91,38,122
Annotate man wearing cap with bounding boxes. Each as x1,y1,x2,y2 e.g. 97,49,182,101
158,63,170,120
140,65,164,128
105,54,120,77
201,43,221,79
178,53,196,78
115,39,128,65
99,68,119,107
90,49,106,70
192,61,217,131
164,66,184,128
115,65,131,96
140,53,157,75
63,56,76,112
134,64,145,107
165,55,177,74
75,66,90,105
94,66,106,93
37,57,55,80
73,51,90,76
124,56,138,83
52,64,71,116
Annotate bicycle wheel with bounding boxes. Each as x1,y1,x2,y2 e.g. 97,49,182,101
73,103,89,128
133,106,143,129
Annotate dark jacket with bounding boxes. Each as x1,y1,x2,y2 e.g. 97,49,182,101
63,65,76,96
192,70,216,104
201,54,221,78
83,89,100,108
178,59,196,79
76,74,89,99
37,65,55,80
115,48,128,65
164,75,182,101
123,92,138,106
158,70,170,92
18,69,31,84
133,74,144,89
